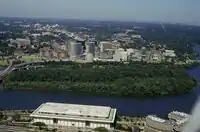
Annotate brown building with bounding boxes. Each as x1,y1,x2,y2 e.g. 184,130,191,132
40,47,51,58
40,46,68,59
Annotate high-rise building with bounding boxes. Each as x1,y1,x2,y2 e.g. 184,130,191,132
99,41,113,53
68,41,83,60
85,41,96,56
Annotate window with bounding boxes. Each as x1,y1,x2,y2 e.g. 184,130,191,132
53,118,58,124
85,121,90,126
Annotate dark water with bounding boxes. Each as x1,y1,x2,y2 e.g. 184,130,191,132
0,47,200,117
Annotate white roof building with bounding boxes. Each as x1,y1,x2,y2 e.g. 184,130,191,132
147,115,166,123
163,50,176,57
30,102,117,130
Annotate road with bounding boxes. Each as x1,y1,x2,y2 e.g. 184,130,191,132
0,125,29,132
0,64,12,76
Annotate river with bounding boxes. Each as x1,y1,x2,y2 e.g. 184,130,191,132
0,47,200,117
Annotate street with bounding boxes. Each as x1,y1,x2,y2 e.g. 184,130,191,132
0,125,29,132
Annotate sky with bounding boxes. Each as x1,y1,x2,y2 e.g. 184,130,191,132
0,0,200,24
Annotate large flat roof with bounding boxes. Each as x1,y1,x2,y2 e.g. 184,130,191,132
30,102,117,123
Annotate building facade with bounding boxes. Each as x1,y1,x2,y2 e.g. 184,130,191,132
85,41,96,56
100,41,113,53
30,102,117,130
40,47,68,59
68,41,83,60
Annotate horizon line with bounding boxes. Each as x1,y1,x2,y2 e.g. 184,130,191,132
0,16,199,26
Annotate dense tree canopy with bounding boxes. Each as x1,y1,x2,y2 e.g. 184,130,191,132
3,62,197,98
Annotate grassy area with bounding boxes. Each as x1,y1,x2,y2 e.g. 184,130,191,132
20,55,42,62
0,60,9,67
0,55,41,67
0,115,7,121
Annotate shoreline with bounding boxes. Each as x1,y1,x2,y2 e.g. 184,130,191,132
1,86,194,99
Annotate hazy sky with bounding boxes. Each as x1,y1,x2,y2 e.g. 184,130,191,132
0,0,200,24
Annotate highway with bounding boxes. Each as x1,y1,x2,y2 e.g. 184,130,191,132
0,64,12,76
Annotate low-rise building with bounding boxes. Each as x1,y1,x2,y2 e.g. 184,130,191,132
113,48,126,61
30,102,117,130
163,50,176,57
11,38,31,48
52,42,68,51
128,49,142,62
39,46,68,59
145,115,174,132
173,118,189,132
145,112,190,132
168,111,189,122
40,47,51,58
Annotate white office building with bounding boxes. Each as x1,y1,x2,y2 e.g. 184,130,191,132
30,102,117,130
113,48,129,62
100,41,113,52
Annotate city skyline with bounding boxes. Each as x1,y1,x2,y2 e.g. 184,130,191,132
0,0,199,25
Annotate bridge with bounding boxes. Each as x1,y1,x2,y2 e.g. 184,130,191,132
0,61,47,81
0,59,72,81
11,65,44,72
0,64,13,77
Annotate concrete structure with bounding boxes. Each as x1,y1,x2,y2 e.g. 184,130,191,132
85,53,94,62
173,118,189,132
68,41,83,60
100,41,113,53
168,111,189,122
113,48,128,62
145,115,174,132
30,102,117,130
